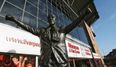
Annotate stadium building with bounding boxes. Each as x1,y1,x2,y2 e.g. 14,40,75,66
0,0,106,67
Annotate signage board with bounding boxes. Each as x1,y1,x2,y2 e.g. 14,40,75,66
81,46,92,58
65,39,81,58
0,23,41,55
65,38,92,58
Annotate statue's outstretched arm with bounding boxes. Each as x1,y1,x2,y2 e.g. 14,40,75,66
62,9,91,34
5,15,40,35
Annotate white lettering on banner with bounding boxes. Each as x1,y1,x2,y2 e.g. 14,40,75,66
0,23,41,55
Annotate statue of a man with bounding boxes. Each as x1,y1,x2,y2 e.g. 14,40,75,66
5,13,85,67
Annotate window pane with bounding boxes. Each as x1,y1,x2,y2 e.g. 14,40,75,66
40,0,46,3
39,1,47,13
58,12,64,27
63,15,71,26
0,0,4,8
47,2,52,14
69,27,89,44
7,0,25,9
52,6,57,16
0,2,22,21
23,12,37,28
27,0,38,6
77,27,89,44
38,19,48,28
56,9,61,25
25,2,37,17
38,11,47,21
69,27,80,40
38,1,47,21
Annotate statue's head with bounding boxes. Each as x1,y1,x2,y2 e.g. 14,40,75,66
48,14,56,25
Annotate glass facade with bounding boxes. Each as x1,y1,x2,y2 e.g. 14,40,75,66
0,0,88,44
69,27,89,44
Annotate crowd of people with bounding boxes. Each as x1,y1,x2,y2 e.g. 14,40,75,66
0,54,35,67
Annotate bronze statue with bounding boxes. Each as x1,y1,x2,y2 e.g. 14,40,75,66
5,12,88,67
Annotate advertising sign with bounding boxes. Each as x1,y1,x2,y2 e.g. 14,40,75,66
0,23,41,55
81,46,92,58
65,39,81,58
65,38,92,58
